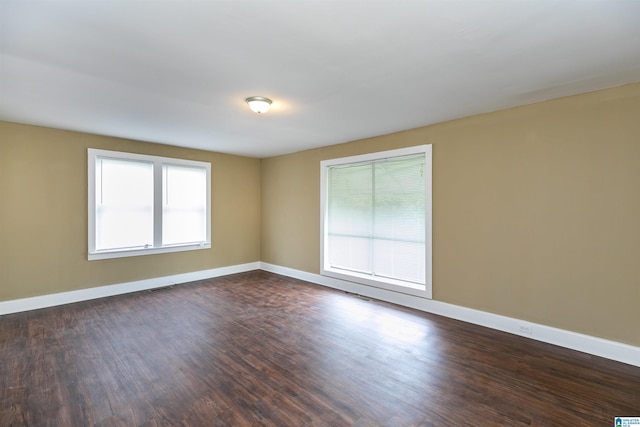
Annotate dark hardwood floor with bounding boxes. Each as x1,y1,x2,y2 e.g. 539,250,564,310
1,270,638,426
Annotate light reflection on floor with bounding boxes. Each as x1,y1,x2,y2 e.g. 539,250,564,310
327,292,434,345
314,292,444,405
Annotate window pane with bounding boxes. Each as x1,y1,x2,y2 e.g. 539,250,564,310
373,154,425,284
327,163,373,273
162,164,207,245
372,239,425,284
373,155,425,242
96,158,153,250
325,153,426,286
328,235,372,274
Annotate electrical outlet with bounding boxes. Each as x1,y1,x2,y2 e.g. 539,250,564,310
518,324,533,334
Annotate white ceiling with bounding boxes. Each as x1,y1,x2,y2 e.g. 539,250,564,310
1,1,639,158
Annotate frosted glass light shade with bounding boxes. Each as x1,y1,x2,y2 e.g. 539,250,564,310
245,96,272,113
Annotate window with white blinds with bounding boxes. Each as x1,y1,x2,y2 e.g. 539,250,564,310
94,157,154,252
162,164,208,246
321,145,432,298
88,149,211,260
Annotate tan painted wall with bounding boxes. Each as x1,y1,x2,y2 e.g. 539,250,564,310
261,83,640,346
2,83,639,347
0,122,261,301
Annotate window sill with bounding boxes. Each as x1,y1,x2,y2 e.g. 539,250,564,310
321,267,431,299
88,242,211,261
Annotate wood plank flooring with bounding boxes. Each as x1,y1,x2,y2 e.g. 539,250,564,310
1,270,639,426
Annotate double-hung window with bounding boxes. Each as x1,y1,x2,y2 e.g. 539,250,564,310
320,145,432,298
88,149,211,260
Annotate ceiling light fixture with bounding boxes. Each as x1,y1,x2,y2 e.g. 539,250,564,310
245,96,272,114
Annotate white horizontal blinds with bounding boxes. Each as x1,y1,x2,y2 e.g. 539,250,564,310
327,153,426,286
162,164,207,246
95,157,154,251
372,154,426,284
327,162,373,274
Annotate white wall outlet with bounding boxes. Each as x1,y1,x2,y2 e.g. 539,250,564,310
518,324,533,334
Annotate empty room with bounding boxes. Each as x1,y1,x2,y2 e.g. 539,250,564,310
1,1,639,426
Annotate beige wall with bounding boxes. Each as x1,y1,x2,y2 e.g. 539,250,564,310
261,83,640,346
2,83,639,347
0,122,261,301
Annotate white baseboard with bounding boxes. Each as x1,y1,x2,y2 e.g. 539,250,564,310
2,260,637,368
0,262,260,316
260,262,640,368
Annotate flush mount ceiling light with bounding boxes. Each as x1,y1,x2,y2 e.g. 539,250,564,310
245,96,272,114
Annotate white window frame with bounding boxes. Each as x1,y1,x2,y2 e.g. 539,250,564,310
88,148,211,260
320,145,432,299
